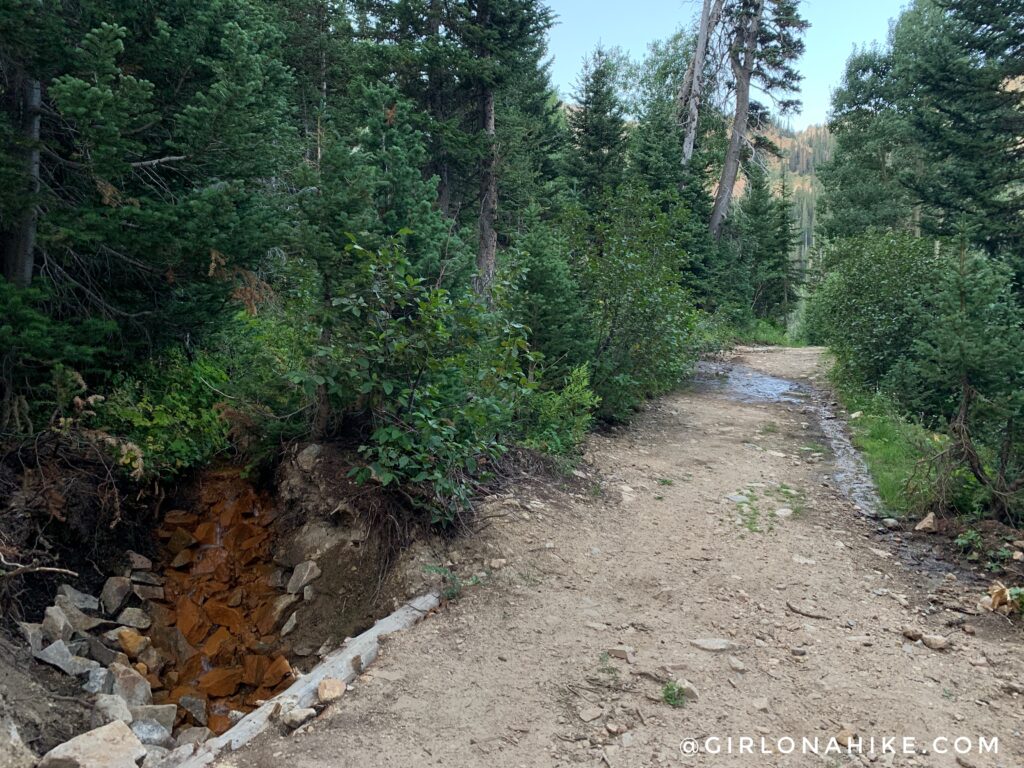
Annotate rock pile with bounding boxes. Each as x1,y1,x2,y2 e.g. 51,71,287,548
18,554,191,754
22,469,325,760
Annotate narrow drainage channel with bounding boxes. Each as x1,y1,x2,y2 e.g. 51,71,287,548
144,468,296,737
695,360,882,517
696,359,974,580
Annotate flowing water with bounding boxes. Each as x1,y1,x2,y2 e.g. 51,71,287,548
696,360,882,517
695,359,976,579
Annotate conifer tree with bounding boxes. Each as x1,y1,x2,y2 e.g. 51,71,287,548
566,46,628,211
889,0,1023,272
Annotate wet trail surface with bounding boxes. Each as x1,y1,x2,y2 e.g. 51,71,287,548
696,359,882,517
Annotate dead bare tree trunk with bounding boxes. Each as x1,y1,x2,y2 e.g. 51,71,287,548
2,77,41,286
709,0,763,240
678,0,724,173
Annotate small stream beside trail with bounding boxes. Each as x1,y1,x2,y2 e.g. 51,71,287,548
16,443,428,760
695,357,979,582
695,360,883,518
144,469,297,736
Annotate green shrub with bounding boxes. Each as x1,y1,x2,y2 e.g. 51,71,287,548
566,185,699,420
814,236,1024,522
804,234,940,385
312,243,534,526
96,350,231,477
521,364,600,455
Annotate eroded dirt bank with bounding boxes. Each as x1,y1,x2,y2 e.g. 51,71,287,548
221,346,1023,768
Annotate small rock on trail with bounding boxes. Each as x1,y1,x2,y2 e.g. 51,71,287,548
690,638,738,652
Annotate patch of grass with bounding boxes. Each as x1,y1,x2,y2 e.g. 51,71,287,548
759,422,779,435
771,483,806,516
955,529,982,554
831,383,935,517
731,319,806,348
662,681,687,708
738,501,762,532
597,652,620,680
657,477,674,486
423,564,479,600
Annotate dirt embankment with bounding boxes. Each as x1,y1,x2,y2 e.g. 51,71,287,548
0,441,444,764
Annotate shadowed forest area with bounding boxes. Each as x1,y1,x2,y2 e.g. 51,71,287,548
1,0,808,545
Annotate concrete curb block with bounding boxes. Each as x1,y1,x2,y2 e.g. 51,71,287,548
175,592,440,767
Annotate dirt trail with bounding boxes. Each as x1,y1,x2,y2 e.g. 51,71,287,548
222,347,1023,768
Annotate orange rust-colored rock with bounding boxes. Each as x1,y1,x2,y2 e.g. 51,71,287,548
167,527,196,555
169,549,193,568
179,653,204,683
261,655,292,688
201,627,234,658
141,470,296,737
176,598,211,646
241,655,269,687
242,686,274,708
198,667,243,697
238,630,263,652
117,627,150,659
207,713,232,736
204,601,245,632
164,510,199,526
191,547,228,576
193,521,219,546
218,502,241,528
238,549,264,567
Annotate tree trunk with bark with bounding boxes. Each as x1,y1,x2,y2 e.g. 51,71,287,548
2,77,41,286
710,0,763,240
427,0,453,217
474,86,498,294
